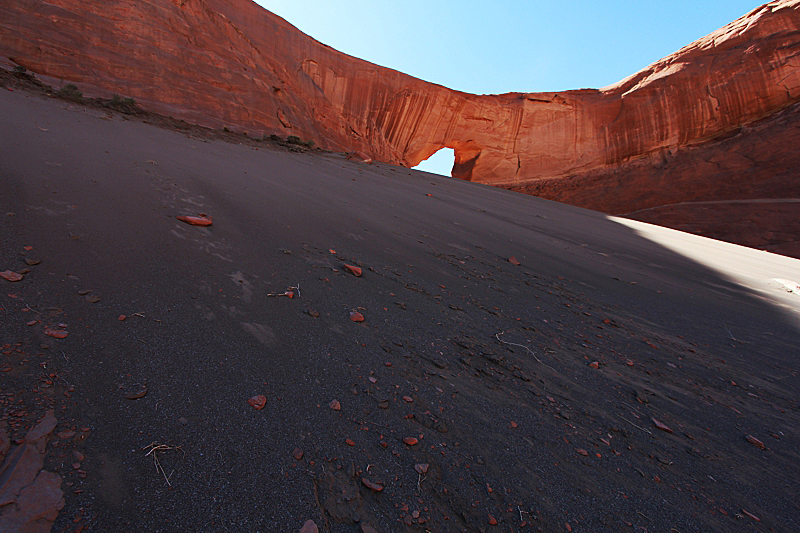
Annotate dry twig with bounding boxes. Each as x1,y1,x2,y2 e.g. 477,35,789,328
140,442,184,486
495,331,555,371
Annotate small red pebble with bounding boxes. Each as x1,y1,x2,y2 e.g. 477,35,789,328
745,435,765,449
508,256,521,266
292,447,304,460
44,329,67,339
589,361,599,369
402,396,413,403
414,463,429,474
285,291,294,298
509,421,518,428
72,462,81,470
384,362,392,367
626,360,635,366
118,315,126,321
26,320,37,326
426,193,432,197
651,417,673,433
176,214,212,226
0,270,23,282
329,399,341,411
343,264,362,277
329,249,336,254
488,514,497,525
403,437,418,446
361,477,384,492
24,246,33,251
247,395,267,410
350,311,364,322
345,438,356,446
565,523,572,532
576,449,589,456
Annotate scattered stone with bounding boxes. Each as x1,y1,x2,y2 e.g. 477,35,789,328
24,258,40,266
124,385,148,400
745,435,765,449
402,396,413,403
305,309,320,318
176,214,212,226
378,399,389,409
118,315,126,321
361,477,384,492
292,447,304,460
589,361,599,369
414,463,429,474
26,320,37,326
345,438,356,446
56,430,75,439
299,519,319,533
329,399,341,411
651,417,673,433
509,421,518,428
44,328,67,339
85,294,101,303
0,270,23,282
508,256,521,266
343,264,362,277
403,437,418,446
350,311,365,322
247,395,267,410
488,514,498,525
576,449,589,456
77,290,91,296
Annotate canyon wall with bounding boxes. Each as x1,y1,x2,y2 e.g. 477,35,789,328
1,0,799,254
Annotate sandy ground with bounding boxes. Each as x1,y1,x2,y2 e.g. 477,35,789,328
1,83,799,533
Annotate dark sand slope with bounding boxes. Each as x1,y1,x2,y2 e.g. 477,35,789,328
1,88,799,532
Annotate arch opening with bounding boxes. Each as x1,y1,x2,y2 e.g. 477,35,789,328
412,147,455,177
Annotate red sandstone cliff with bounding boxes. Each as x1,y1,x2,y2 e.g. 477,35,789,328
1,0,799,255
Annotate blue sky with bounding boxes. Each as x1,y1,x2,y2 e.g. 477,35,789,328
256,1,762,175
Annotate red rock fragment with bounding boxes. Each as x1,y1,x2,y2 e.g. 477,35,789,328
26,320,37,326
741,509,761,521
589,361,599,369
745,435,765,449
329,399,341,411
565,523,572,532
509,421,518,428
508,256,521,266
488,514,497,525
402,396,413,403
292,447,304,461
345,438,356,446
625,360,635,366
23,246,33,251
576,448,589,456
118,315,126,321
44,329,67,339
176,214,212,226
350,311,364,322
343,264,362,277
651,417,673,433
57,430,76,439
299,519,319,533
414,463,429,474
403,437,418,446
247,395,267,410
361,477,384,492
329,249,336,254
0,270,23,282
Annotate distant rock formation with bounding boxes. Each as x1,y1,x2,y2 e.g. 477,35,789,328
1,0,799,255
